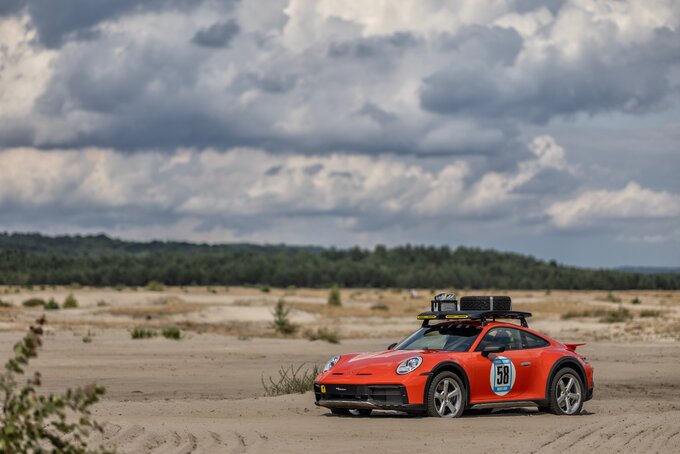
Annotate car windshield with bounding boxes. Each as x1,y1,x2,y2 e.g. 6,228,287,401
394,323,481,352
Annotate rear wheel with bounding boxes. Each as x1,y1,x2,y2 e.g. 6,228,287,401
548,368,584,415
426,372,466,418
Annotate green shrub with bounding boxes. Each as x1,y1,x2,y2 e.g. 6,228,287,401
113,284,125,291
631,297,642,305
261,363,320,396
145,281,165,291
0,316,109,453
68,282,82,290
327,284,342,307
96,300,108,307
63,294,78,309
82,330,94,343
0,300,12,308
131,327,157,339
271,300,297,335
259,284,271,293
44,298,60,310
599,307,632,323
370,303,389,311
161,326,181,340
22,298,45,308
304,328,340,344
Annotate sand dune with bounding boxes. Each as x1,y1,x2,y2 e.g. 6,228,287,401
1,287,679,452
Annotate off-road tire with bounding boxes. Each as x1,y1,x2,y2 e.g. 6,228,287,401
426,372,466,418
330,408,350,416
547,367,584,415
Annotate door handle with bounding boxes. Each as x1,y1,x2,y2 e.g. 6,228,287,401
521,361,532,366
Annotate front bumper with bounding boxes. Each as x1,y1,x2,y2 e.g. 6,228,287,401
314,383,425,412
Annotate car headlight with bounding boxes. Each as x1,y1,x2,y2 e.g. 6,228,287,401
323,355,340,372
396,356,422,375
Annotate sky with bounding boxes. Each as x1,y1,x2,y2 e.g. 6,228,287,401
0,0,679,267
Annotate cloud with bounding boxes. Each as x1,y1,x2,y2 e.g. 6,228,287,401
191,19,240,48
0,0,679,266
0,135,579,234
1,0,215,48
0,0,677,159
420,5,680,123
547,182,680,229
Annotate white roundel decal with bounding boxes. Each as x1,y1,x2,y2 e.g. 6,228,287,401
490,356,516,396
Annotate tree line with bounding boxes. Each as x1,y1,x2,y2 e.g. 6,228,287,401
0,233,678,289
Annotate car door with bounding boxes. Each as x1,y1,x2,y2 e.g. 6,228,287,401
466,327,536,403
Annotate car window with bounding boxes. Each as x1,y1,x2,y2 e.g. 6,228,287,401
521,331,549,349
475,327,522,351
395,324,481,352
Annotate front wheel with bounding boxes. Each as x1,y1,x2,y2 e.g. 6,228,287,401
426,372,466,418
330,408,350,416
547,368,584,415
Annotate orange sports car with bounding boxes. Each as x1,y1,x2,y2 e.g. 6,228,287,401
314,294,593,418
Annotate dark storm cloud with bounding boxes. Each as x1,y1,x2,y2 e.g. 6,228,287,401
191,19,240,48
421,26,680,123
1,0,212,49
328,32,419,58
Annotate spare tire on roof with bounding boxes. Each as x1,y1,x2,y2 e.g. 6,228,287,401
459,296,511,311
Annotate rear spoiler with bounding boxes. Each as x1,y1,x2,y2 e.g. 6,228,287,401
564,343,585,352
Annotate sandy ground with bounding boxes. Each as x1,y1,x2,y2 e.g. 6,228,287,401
1,287,680,453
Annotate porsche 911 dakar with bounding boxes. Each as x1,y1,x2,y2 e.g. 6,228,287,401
314,294,593,417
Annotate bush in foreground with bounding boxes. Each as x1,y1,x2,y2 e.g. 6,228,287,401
261,363,320,396
0,316,109,453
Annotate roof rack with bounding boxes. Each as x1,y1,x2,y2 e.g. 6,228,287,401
417,310,532,328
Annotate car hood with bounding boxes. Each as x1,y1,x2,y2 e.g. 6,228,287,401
332,350,430,375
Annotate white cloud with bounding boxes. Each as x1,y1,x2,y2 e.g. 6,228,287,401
547,182,680,228
0,135,578,234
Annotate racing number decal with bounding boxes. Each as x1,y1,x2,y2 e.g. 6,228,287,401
489,356,516,396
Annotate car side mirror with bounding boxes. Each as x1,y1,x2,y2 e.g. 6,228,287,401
481,344,505,358
387,343,397,350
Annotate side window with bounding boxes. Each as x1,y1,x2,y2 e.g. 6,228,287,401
521,331,549,349
475,327,522,351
